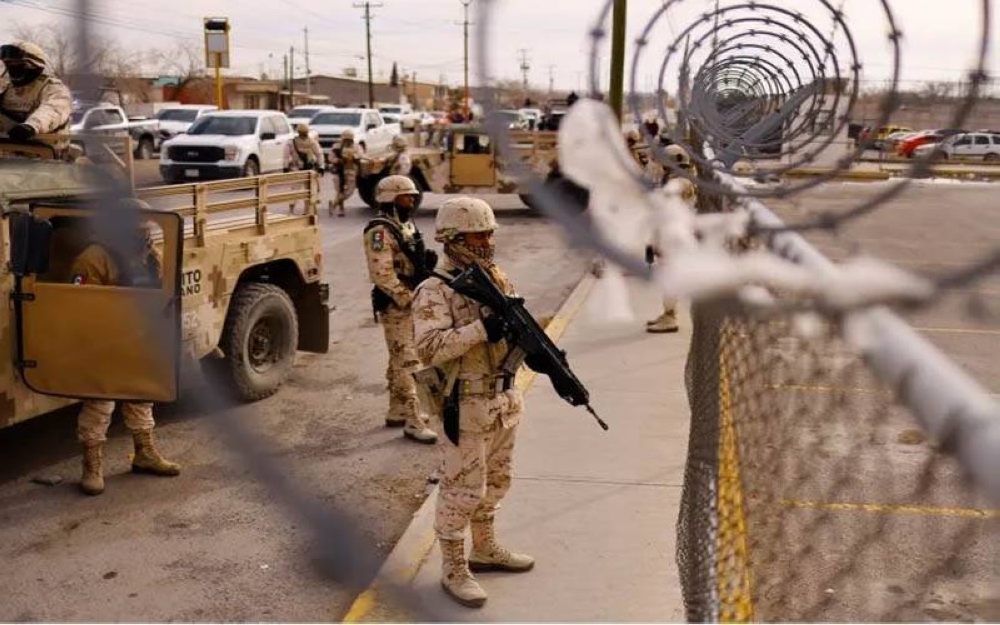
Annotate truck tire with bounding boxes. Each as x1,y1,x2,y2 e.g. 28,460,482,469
135,136,154,160
207,283,299,401
243,156,260,178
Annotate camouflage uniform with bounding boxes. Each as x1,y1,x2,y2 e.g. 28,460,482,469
284,128,325,214
68,225,180,495
329,135,363,216
0,41,72,141
364,176,436,443
388,136,412,176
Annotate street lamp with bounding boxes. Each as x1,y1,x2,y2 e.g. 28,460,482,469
203,17,231,109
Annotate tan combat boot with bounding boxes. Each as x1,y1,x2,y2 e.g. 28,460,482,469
80,442,105,496
469,520,535,573
131,430,181,477
403,423,438,445
440,538,487,608
647,309,679,334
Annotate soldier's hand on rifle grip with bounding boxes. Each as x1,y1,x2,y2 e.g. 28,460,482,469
482,314,508,343
424,249,438,270
9,123,36,142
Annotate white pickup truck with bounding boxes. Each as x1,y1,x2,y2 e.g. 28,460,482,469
69,104,161,159
309,108,401,155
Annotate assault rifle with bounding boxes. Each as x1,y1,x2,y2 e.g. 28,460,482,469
444,263,608,431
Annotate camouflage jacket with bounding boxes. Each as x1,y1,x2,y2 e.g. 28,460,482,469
0,72,72,135
364,216,419,309
413,259,522,430
285,135,324,170
388,151,412,176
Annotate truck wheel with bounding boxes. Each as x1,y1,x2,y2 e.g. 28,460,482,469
358,175,380,209
207,283,299,401
135,137,154,160
243,157,260,178
518,193,536,210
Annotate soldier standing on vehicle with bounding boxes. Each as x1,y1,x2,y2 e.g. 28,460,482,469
647,144,698,334
68,215,181,495
328,129,363,218
0,41,72,143
284,122,325,214
387,134,412,176
412,198,534,608
364,175,438,444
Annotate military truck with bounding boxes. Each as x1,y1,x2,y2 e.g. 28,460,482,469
0,137,330,430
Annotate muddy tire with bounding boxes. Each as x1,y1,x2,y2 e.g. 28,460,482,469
243,156,260,178
206,283,299,401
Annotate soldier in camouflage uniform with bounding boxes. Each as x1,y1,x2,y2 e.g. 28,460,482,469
413,198,534,608
62,212,181,495
647,144,698,334
328,129,363,217
284,122,325,214
0,41,72,143
387,134,412,176
364,175,438,444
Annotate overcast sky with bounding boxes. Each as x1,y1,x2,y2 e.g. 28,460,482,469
1,0,995,91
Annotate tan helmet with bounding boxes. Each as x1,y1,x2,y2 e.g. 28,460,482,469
664,144,692,169
732,159,755,176
435,197,498,242
391,135,407,151
1,40,49,69
624,129,641,145
340,129,355,141
297,122,309,137
376,174,419,203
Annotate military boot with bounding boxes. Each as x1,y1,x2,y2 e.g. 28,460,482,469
403,423,438,445
646,309,679,334
440,538,487,608
80,442,105,496
131,430,181,476
469,520,535,572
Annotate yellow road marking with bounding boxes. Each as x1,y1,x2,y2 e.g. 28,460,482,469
913,326,1000,336
768,384,888,395
780,499,1000,519
342,273,596,623
717,334,755,623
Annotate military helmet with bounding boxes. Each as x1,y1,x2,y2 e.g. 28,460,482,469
435,197,498,242
624,129,641,145
297,123,309,136
732,159,755,176
664,144,692,168
376,174,419,203
340,129,355,141
1,41,49,69
391,135,407,150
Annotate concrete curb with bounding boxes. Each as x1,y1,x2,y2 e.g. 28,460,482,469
341,270,598,623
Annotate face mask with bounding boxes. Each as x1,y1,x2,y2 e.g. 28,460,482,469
6,63,41,86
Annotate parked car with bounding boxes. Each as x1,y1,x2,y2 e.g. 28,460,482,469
913,132,1000,161
867,124,913,150
69,104,161,159
309,108,401,154
286,105,338,131
155,105,218,142
159,110,295,183
883,130,919,153
518,108,543,130
379,104,419,131
897,130,943,158
495,109,530,131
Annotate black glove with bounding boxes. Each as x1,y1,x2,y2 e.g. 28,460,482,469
9,123,36,142
482,314,508,343
314,164,324,174
424,249,439,271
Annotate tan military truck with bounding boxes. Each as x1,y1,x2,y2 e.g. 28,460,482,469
0,138,330,430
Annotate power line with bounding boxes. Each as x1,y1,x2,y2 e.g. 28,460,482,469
353,1,383,109
518,48,531,94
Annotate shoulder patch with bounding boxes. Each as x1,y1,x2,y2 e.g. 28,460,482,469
371,230,384,251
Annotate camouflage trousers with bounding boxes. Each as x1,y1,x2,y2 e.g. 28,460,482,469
77,400,154,444
435,402,520,541
334,170,358,205
380,307,427,428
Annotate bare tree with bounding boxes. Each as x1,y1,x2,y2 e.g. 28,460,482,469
149,42,211,103
9,21,136,85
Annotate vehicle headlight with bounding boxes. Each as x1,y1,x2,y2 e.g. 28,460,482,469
225,146,240,161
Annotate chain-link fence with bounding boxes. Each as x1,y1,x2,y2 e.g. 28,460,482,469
677,189,1000,623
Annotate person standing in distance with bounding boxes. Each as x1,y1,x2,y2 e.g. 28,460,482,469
364,175,438,444
412,197,534,608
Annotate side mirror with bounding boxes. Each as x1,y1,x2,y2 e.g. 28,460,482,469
9,213,52,277
367,124,377,131
260,132,277,141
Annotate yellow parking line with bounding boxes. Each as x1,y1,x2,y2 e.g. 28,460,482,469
768,384,888,395
913,326,1000,336
780,499,1000,519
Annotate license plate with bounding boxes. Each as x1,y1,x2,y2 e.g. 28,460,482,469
185,169,199,178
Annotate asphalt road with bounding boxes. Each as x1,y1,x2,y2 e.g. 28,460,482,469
0,185,588,621
749,180,1000,621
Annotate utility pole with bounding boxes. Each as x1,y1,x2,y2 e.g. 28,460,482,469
354,1,384,109
458,0,472,118
548,64,556,94
289,45,296,107
304,26,311,97
283,53,289,110
518,48,531,102
609,0,627,120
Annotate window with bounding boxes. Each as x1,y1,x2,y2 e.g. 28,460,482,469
188,116,257,136
953,136,972,147
288,107,321,118
156,109,199,122
270,116,291,136
259,117,277,137
975,135,990,145
103,109,125,125
312,112,362,126
366,113,381,128
992,136,1000,145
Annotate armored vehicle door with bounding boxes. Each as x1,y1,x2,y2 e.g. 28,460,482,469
449,131,497,187
10,206,183,402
